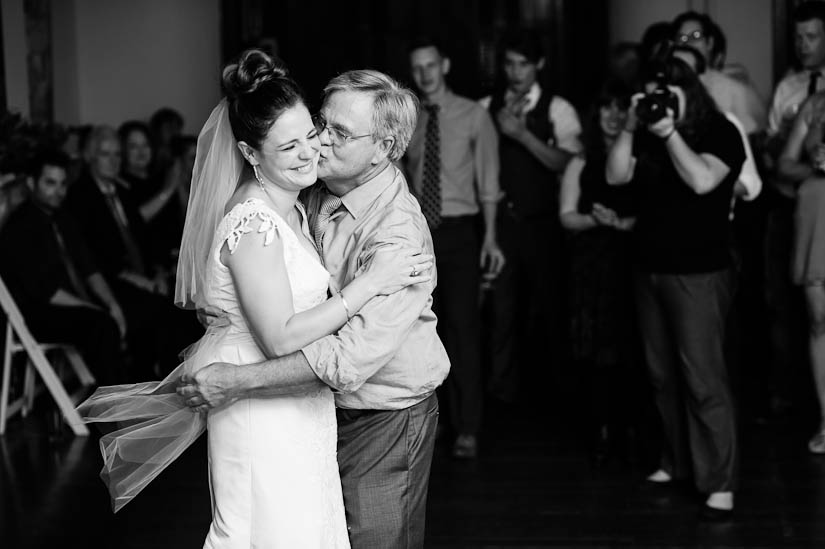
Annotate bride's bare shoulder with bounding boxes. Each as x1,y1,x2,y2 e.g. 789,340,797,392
224,181,261,214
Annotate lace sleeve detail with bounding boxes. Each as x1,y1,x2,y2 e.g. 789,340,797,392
224,200,281,254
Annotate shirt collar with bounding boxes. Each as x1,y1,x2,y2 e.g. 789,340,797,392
338,163,401,219
505,82,542,112
424,89,455,110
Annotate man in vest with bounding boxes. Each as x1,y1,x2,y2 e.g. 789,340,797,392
480,31,582,403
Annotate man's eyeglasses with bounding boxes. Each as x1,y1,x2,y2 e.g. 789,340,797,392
312,115,373,146
676,30,705,44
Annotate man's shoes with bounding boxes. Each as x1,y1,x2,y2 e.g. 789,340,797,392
808,430,825,454
452,434,478,459
700,491,734,521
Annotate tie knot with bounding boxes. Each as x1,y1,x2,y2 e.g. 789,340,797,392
318,193,343,217
424,103,440,116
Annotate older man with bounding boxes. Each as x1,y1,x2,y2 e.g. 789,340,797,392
179,70,450,549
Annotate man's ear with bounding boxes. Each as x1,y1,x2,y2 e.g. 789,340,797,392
25,175,34,192
237,141,257,165
537,57,546,71
442,57,451,76
370,136,396,165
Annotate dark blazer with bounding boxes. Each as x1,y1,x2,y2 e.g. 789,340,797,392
0,200,98,316
64,168,154,280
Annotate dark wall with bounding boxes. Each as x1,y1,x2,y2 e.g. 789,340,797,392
222,0,608,110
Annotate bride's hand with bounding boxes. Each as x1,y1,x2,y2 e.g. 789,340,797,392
364,247,434,296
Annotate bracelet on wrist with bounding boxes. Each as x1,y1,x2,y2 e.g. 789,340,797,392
338,290,353,319
663,128,676,141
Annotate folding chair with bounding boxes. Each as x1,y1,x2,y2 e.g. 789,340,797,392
0,275,95,435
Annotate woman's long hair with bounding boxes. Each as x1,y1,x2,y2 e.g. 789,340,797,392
582,79,633,159
642,56,718,146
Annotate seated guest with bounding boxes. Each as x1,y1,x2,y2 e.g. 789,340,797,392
0,150,125,384
149,107,184,180
155,134,196,265
559,80,640,462
119,121,185,270
65,126,201,379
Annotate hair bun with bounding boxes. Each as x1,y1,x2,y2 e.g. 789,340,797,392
222,49,287,99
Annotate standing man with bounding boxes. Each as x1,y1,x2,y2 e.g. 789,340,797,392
480,31,582,401
179,70,450,549
768,1,825,152
405,37,505,459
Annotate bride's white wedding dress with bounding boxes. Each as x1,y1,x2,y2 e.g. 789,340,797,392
201,197,349,548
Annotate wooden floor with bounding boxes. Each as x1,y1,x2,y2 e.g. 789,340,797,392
1,392,824,548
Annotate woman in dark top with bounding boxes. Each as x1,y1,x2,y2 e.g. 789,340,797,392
606,57,745,518
559,80,640,462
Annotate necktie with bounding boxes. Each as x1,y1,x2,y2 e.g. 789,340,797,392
312,191,343,255
100,182,146,275
421,103,441,228
809,71,821,97
51,220,91,301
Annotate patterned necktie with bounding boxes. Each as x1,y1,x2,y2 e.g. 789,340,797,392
100,181,146,275
51,219,91,301
809,71,822,97
312,191,343,255
421,103,441,228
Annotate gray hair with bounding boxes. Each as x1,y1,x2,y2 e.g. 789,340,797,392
83,125,119,162
323,70,419,162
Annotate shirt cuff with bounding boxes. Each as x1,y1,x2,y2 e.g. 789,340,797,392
301,338,361,393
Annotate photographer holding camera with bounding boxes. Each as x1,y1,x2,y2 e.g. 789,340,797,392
606,57,745,519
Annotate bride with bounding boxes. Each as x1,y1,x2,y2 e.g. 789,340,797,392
78,49,432,548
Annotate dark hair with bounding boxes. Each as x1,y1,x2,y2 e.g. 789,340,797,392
671,11,713,38
117,120,153,167
640,22,673,64
795,1,825,27
643,56,718,144
408,35,448,58
501,30,543,64
610,42,640,60
149,108,183,135
583,79,633,157
222,48,306,150
29,148,70,179
171,134,197,157
670,44,707,74
708,21,726,68
118,120,151,144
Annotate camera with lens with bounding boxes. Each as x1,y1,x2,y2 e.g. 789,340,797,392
635,70,680,125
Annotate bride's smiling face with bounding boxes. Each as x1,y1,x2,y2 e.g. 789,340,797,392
252,103,321,191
